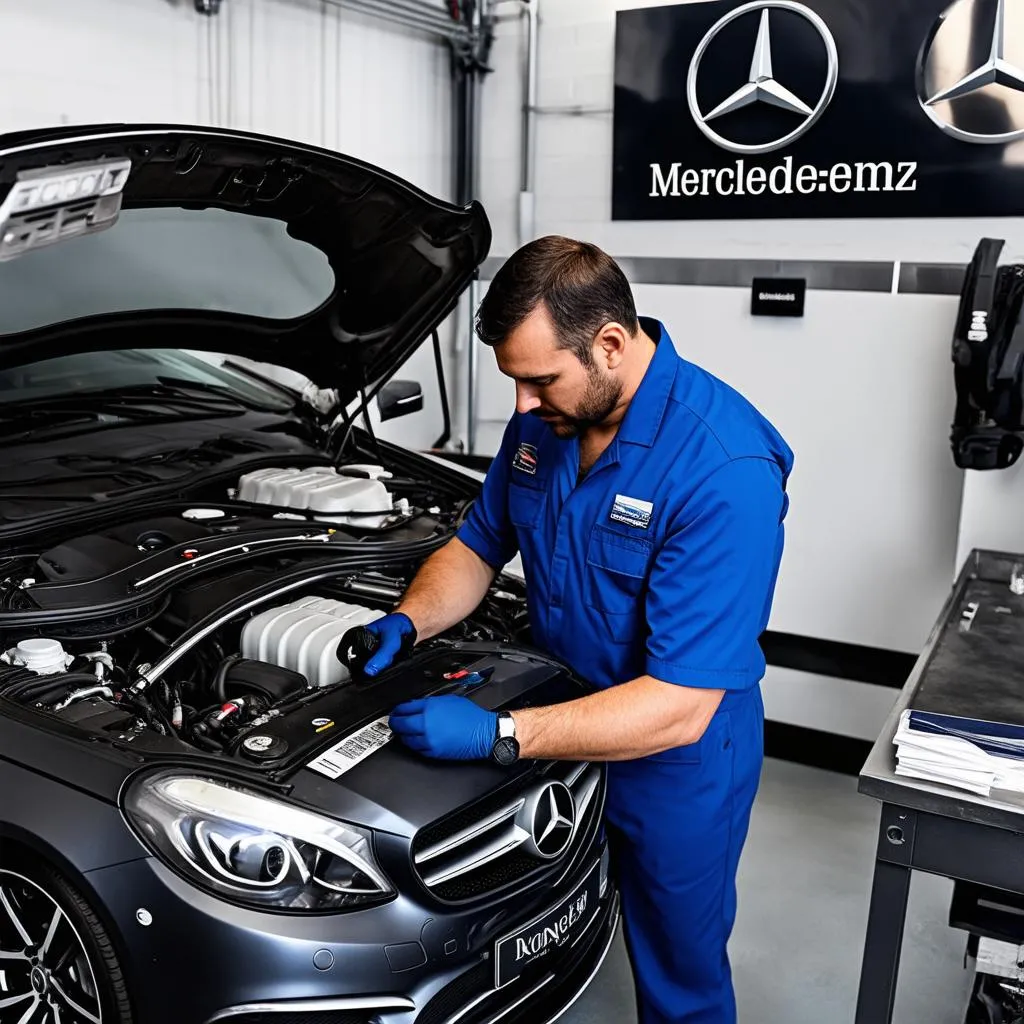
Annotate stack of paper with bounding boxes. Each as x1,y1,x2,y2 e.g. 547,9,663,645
893,709,1024,797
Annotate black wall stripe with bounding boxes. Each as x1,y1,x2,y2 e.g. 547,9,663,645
478,255,967,296
764,721,872,777
760,631,916,690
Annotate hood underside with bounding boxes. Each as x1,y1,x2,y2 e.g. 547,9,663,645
0,124,491,394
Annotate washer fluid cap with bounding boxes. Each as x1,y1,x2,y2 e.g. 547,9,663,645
13,638,69,674
182,508,226,520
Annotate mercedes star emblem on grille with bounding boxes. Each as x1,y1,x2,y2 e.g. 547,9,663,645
520,781,576,860
686,0,839,155
917,0,1024,144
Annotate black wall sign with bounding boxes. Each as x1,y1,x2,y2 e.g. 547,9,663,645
613,0,1024,220
751,277,806,315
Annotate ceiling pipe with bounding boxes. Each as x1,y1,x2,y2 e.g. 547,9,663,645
451,0,494,455
460,0,536,453
325,0,466,40
487,0,536,230
521,0,538,245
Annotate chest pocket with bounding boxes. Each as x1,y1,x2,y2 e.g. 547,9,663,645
584,526,654,642
508,483,545,529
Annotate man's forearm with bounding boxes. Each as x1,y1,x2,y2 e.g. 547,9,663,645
396,537,497,641
509,676,725,761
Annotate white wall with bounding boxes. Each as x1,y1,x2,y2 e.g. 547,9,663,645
2,0,460,452
474,0,1024,742
957,466,1024,570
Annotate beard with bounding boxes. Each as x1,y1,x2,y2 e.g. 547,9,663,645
536,363,623,439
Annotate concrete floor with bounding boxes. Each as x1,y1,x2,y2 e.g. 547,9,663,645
563,757,976,1024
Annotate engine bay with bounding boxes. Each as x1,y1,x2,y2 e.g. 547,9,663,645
0,565,530,761
0,452,529,764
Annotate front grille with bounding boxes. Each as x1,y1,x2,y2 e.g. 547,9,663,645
416,962,492,1024
412,762,604,903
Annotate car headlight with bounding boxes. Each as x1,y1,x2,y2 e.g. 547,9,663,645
123,772,394,911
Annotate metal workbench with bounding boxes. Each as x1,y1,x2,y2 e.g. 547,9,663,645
856,548,1024,1024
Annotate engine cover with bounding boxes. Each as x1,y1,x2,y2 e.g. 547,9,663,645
236,466,394,527
240,596,383,688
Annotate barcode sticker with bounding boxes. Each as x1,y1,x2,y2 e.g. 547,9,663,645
307,717,394,779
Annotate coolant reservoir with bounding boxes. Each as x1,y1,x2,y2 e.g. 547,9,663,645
236,467,394,527
4,638,71,674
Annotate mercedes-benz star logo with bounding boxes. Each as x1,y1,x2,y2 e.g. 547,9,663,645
917,0,1024,143
520,781,576,860
686,0,840,155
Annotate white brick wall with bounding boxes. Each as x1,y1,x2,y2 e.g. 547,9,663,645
2,0,453,197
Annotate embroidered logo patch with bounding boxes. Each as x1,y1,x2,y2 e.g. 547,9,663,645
513,442,538,475
610,494,653,529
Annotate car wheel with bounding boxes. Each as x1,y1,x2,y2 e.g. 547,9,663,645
0,861,132,1023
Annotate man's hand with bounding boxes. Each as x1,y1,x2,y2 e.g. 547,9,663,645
389,696,497,760
338,612,416,678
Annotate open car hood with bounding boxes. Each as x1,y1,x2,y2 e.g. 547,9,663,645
0,124,490,396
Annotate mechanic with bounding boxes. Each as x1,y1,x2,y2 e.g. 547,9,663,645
339,236,793,1024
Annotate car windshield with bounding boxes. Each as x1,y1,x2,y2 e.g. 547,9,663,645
0,348,296,411
0,207,336,335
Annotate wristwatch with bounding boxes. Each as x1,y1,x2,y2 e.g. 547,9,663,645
491,712,520,766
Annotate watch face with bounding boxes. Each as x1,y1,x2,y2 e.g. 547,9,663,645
492,736,519,766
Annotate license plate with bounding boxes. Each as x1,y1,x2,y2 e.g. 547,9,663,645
494,861,602,989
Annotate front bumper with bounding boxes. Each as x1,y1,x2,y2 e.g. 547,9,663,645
403,883,620,1024
83,840,619,1024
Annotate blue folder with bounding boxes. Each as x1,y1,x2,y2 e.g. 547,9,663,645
908,710,1024,761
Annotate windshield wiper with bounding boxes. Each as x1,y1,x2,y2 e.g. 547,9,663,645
0,378,280,417
0,402,240,443
153,376,291,412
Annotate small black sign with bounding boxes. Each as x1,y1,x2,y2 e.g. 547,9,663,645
751,278,806,317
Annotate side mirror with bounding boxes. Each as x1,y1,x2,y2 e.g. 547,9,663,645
377,379,423,422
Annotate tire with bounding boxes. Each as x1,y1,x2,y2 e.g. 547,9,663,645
0,857,133,1023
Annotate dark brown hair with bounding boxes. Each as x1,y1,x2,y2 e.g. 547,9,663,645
474,236,639,365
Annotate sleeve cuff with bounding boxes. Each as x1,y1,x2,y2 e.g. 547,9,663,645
645,656,760,691
456,520,511,571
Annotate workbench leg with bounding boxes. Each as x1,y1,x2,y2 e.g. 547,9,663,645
854,857,912,1024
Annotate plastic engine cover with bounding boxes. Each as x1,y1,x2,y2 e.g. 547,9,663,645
236,467,393,527
240,596,384,688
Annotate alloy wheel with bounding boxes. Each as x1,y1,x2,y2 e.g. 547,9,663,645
0,869,102,1024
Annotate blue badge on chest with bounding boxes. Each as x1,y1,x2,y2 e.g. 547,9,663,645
610,493,653,529
513,442,538,475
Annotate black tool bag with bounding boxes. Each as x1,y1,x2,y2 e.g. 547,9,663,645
951,237,1024,470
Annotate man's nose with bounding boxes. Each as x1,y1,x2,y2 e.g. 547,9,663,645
515,384,541,415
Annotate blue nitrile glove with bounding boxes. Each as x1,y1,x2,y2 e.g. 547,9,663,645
388,696,497,760
337,612,416,678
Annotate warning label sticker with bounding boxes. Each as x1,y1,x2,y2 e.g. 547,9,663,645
307,717,394,779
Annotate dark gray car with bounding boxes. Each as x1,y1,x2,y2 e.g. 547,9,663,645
0,125,619,1024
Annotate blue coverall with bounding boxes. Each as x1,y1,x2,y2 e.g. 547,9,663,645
455,317,794,1024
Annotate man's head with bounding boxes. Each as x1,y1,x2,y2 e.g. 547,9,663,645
475,236,643,439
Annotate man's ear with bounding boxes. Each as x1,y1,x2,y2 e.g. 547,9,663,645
594,322,630,370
